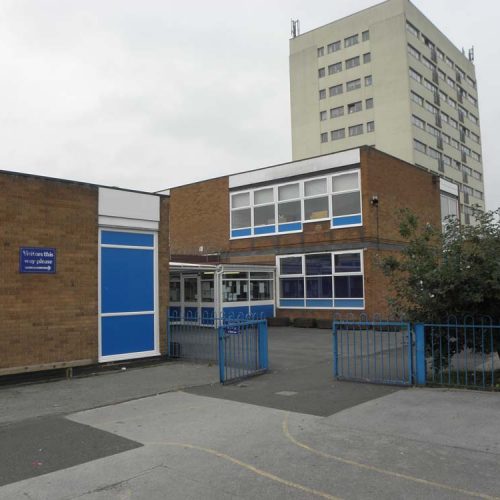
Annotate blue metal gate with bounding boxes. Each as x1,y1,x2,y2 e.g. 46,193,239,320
333,320,414,385
167,316,268,384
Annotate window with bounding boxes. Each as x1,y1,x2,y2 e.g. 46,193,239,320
423,79,437,94
364,75,372,86
409,67,422,83
317,46,324,57
411,91,423,106
329,84,343,96
406,21,419,38
328,62,342,75
331,128,345,141
277,251,364,309
469,113,479,125
427,124,439,137
344,34,359,47
412,115,426,130
366,98,373,109
278,183,301,224
332,171,361,223
428,147,441,160
346,79,361,91
319,89,326,100
348,124,363,136
362,30,370,41
320,110,327,121
346,56,360,69
367,121,375,133
304,178,329,221
231,192,251,230
347,101,362,114
318,67,325,78
446,76,455,89
222,272,248,302
424,101,438,115
330,106,344,118
414,139,426,153
445,56,454,68
254,187,275,227
422,57,435,71
436,48,445,61
320,132,328,143
362,52,370,64
169,279,180,302
408,44,420,60
327,41,341,53
440,193,459,225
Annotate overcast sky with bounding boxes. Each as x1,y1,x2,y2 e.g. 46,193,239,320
1,1,498,208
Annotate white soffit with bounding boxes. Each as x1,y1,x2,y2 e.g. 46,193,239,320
229,149,360,189
99,188,160,229
440,178,459,197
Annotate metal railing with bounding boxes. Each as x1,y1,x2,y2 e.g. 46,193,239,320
333,320,413,386
416,319,500,390
167,315,268,384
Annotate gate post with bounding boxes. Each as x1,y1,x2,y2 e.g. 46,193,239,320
414,323,426,385
332,322,339,378
258,320,268,370
218,323,225,383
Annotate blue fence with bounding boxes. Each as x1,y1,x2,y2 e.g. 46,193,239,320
417,319,500,390
333,320,413,386
333,317,500,391
167,316,268,384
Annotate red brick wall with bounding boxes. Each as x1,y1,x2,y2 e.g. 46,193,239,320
158,196,170,354
0,173,99,370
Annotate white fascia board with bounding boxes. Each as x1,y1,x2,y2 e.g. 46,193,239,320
440,178,459,197
229,149,360,189
99,187,160,222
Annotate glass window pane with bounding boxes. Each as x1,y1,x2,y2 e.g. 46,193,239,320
278,183,299,201
222,280,248,302
304,178,327,197
304,197,329,220
184,278,198,302
250,272,274,280
254,188,274,205
169,281,180,302
201,280,214,302
332,172,359,192
231,208,251,229
305,254,332,275
254,204,275,226
334,253,361,273
332,192,361,216
278,200,301,223
251,280,273,300
306,276,333,298
334,275,363,298
232,192,250,208
280,257,302,275
280,278,304,298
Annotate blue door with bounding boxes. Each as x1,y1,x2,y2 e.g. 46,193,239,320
100,230,157,360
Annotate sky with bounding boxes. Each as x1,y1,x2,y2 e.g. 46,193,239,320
0,0,498,208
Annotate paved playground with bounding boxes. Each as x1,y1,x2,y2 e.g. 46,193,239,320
0,327,499,499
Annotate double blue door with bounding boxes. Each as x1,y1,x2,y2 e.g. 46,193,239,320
100,230,158,361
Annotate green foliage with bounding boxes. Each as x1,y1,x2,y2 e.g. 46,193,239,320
381,208,500,324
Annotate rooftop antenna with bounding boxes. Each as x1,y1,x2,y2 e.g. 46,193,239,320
291,19,300,38
468,46,474,62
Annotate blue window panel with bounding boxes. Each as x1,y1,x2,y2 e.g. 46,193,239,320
201,307,215,325
101,314,155,356
169,306,181,319
231,228,252,238
184,307,198,320
223,306,250,319
254,225,276,235
101,248,154,314
332,214,362,227
101,231,154,247
280,299,305,307
250,304,274,318
278,222,302,233
306,299,333,308
334,299,364,308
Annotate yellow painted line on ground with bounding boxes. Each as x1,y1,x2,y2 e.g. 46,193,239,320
283,413,499,500
149,441,342,500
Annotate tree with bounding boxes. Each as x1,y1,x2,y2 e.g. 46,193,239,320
380,208,500,357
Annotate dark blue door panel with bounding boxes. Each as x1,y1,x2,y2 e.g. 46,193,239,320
101,247,154,313
101,314,155,356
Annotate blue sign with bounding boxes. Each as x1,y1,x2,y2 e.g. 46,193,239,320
19,247,56,274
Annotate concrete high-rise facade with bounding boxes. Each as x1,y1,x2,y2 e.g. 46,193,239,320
290,0,484,222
